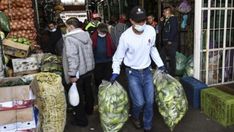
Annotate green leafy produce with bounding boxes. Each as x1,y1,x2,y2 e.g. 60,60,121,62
153,71,188,131
98,81,129,132
34,72,66,132
176,52,187,76
41,54,62,64
0,78,30,87
0,11,10,32
41,63,63,72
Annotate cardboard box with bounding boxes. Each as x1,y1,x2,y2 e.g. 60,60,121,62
12,57,39,75
0,107,33,125
0,85,33,102
3,39,30,58
0,77,35,110
0,120,36,132
0,107,37,131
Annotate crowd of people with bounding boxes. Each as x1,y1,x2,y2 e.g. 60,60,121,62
40,5,179,132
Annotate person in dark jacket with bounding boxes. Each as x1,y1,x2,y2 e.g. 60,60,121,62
159,6,179,76
91,23,115,92
44,21,62,54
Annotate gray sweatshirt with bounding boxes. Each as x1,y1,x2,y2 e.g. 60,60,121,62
63,29,95,84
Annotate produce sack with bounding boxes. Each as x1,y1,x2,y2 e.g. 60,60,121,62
184,56,194,76
0,11,10,32
176,52,187,76
98,81,129,132
153,71,188,131
33,72,67,132
177,0,191,13
68,83,79,106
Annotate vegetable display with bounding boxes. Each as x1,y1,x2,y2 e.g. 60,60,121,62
98,81,129,132
0,0,37,42
40,54,63,75
34,72,67,132
153,71,188,131
10,36,31,45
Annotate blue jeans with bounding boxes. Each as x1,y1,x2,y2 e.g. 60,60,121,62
125,67,154,129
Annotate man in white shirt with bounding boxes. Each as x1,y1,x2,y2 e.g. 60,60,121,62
110,6,165,132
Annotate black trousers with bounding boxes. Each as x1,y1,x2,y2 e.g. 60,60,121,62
160,42,177,76
72,72,94,123
94,62,112,91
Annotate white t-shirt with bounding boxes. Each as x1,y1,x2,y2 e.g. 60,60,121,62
112,25,164,74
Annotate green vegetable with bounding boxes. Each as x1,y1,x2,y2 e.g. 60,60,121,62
23,41,30,45
0,11,10,32
41,63,63,72
0,78,30,87
153,71,188,131
98,81,129,132
18,38,23,43
22,38,27,42
42,54,62,64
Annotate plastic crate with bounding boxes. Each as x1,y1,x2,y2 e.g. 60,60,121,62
201,87,234,127
180,77,208,108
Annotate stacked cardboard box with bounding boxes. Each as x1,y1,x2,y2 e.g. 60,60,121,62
0,77,37,131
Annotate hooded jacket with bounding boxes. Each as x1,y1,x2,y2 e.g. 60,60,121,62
63,28,95,84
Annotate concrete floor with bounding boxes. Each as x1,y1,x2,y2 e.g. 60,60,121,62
64,107,234,132
64,72,234,132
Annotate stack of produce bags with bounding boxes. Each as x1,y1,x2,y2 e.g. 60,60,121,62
153,70,188,131
98,81,129,132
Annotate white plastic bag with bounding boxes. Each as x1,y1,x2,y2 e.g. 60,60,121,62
68,83,79,106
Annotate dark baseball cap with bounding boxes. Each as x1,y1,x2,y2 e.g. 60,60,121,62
130,6,146,22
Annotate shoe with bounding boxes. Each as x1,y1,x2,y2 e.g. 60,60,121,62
144,129,153,132
130,117,142,129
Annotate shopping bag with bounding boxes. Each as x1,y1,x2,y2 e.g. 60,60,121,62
153,71,188,131
68,83,79,106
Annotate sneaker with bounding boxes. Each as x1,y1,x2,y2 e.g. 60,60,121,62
130,117,142,129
